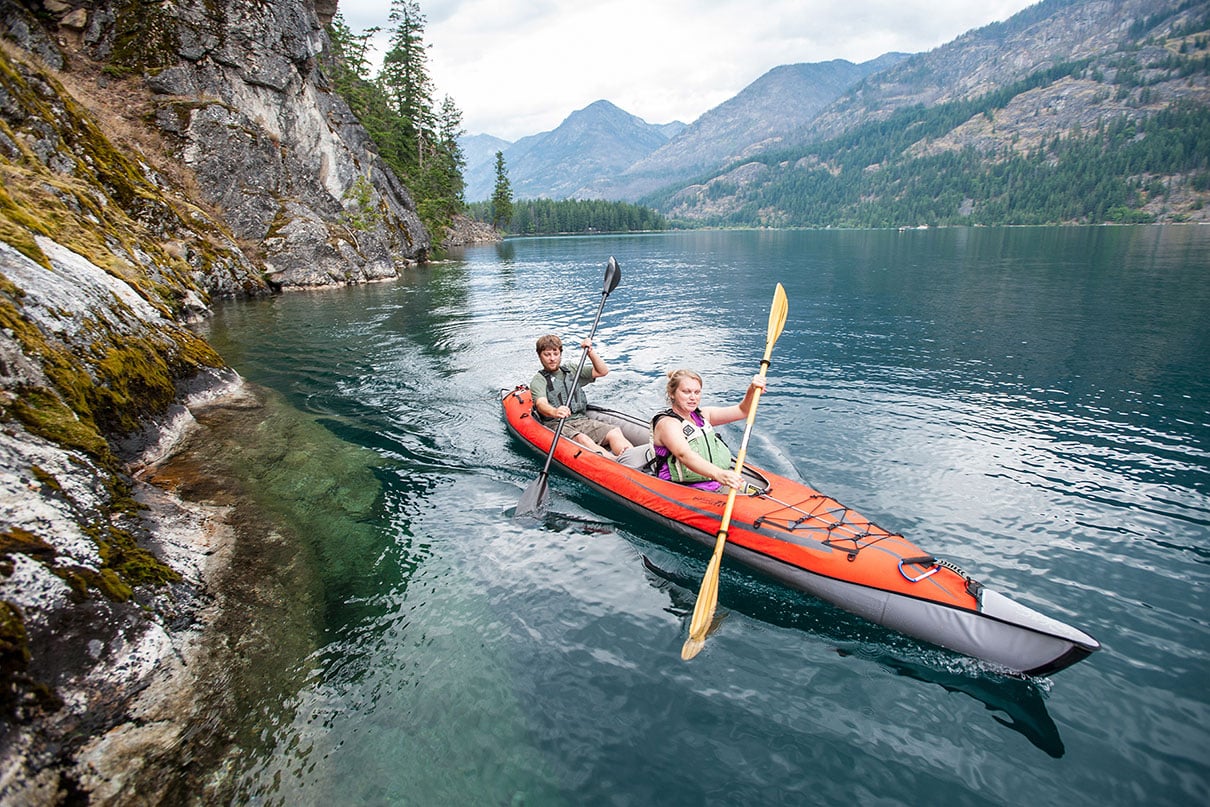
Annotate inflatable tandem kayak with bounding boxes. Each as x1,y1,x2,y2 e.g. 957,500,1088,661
502,385,1100,676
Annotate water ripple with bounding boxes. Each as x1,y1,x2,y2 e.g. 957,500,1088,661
200,228,1210,806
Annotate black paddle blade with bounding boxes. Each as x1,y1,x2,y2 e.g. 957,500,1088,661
604,257,621,294
514,473,550,520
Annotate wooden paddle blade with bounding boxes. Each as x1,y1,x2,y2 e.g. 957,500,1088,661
514,474,550,520
681,548,723,659
766,283,788,351
681,635,706,661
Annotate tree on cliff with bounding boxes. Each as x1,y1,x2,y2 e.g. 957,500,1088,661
326,16,380,111
491,151,514,230
380,0,434,168
326,6,466,244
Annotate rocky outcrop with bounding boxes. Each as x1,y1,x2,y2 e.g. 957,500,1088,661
134,0,429,287
0,0,434,801
441,213,503,248
6,0,430,290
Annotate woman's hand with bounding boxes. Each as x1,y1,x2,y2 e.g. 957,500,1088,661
715,467,744,490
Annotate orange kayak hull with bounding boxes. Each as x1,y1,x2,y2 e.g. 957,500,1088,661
502,386,1099,675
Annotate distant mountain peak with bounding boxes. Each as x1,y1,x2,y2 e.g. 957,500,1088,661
461,100,683,201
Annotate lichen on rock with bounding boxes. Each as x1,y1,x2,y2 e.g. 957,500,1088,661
0,0,437,801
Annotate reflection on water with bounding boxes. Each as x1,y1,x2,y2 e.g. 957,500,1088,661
876,656,1065,759
639,549,1065,758
190,227,1210,806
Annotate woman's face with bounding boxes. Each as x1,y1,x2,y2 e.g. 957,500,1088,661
671,377,702,412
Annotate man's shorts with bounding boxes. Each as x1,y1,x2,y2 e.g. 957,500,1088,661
562,415,614,446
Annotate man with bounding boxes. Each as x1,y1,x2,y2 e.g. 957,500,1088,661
530,334,634,457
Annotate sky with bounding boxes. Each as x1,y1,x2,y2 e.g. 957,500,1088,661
335,0,1040,142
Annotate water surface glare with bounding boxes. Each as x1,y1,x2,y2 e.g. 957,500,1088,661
196,227,1210,805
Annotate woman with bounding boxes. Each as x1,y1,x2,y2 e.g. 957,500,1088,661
651,369,767,491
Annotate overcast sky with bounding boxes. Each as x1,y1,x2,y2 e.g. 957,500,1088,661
335,0,1040,142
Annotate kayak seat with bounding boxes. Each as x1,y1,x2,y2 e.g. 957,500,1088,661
617,443,656,473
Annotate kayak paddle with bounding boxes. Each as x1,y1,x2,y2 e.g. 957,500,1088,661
681,282,787,660
515,257,622,520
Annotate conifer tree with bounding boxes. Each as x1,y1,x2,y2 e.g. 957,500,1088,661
491,151,514,230
436,95,467,206
380,0,435,173
326,15,384,130
328,2,468,244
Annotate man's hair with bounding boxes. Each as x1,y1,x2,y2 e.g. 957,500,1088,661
536,334,563,354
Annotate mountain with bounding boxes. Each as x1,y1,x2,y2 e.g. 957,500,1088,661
460,132,512,180
801,0,1152,142
579,54,909,201
654,0,1210,226
462,56,904,203
462,100,684,201
461,0,1208,226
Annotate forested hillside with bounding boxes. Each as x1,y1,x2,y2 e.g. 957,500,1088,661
466,198,668,235
648,0,1210,227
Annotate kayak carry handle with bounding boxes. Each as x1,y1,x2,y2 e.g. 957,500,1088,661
899,556,939,582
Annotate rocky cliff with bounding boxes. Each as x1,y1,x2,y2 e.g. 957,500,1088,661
0,0,433,801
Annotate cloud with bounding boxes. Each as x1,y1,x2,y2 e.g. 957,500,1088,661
335,0,1038,141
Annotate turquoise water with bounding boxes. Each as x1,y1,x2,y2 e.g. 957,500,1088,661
198,226,1210,805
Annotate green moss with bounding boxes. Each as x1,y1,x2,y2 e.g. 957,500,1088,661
0,599,62,720
1,49,215,303
96,567,134,601
177,329,225,369
0,526,58,560
85,330,221,436
0,173,51,269
26,521,180,604
62,566,133,603
3,386,110,460
110,0,181,72
99,525,181,589
0,600,30,669
30,464,61,493
91,340,178,434
0,260,25,300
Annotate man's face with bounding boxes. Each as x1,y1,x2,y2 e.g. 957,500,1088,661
539,346,563,372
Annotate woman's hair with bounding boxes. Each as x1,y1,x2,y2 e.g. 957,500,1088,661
535,334,563,354
665,369,702,402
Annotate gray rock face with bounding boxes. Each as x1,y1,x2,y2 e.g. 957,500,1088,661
0,0,436,800
102,0,429,288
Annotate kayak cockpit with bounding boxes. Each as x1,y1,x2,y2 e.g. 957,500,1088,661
581,404,772,494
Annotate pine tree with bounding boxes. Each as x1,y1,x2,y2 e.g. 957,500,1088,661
435,95,466,207
491,151,514,230
326,15,386,135
380,0,435,173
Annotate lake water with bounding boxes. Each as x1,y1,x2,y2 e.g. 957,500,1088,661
191,226,1209,805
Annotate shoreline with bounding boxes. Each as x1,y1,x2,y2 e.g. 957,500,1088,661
2,372,319,804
